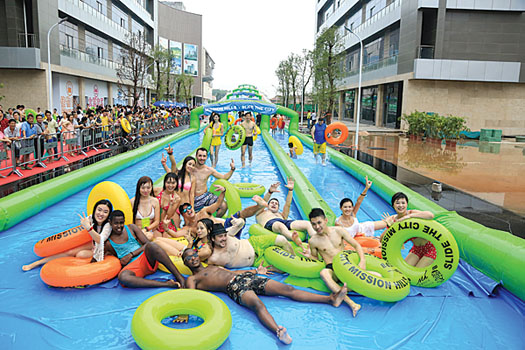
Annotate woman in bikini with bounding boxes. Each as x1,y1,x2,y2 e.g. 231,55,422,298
177,156,196,210
153,172,181,237
381,192,435,268
131,176,160,240
205,113,223,168
335,176,391,237
22,199,113,271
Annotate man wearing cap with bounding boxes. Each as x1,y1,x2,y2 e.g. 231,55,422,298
311,117,327,165
255,179,316,250
207,219,295,268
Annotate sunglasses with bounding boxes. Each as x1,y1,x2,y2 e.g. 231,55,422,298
184,250,199,261
181,205,192,214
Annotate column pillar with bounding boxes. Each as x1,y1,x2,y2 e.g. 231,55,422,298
338,91,344,121
78,77,85,108
375,85,385,127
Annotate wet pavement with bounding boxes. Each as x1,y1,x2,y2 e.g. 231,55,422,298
298,123,525,237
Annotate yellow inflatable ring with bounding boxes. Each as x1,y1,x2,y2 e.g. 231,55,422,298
228,115,234,125
381,218,460,287
121,118,131,133
288,135,303,155
333,250,411,302
253,126,261,141
131,289,232,350
87,181,133,225
233,182,265,197
157,237,207,275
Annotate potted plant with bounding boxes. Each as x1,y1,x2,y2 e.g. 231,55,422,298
442,115,469,148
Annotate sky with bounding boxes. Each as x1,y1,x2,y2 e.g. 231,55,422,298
183,0,317,98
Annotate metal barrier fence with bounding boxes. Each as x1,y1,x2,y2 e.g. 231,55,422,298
0,116,180,178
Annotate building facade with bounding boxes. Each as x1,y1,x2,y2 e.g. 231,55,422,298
316,0,525,135
0,0,212,112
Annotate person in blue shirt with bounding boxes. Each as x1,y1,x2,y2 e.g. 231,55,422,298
104,210,186,288
20,114,37,169
311,117,327,166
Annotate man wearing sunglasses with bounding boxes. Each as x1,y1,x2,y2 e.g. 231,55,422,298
104,210,186,288
182,247,347,345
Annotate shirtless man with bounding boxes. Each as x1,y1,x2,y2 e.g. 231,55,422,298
182,248,347,345
193,147,235,216
103,210,186,288
256,179,316,250
240,111,256,167
207,220,294,268
307,208,365,316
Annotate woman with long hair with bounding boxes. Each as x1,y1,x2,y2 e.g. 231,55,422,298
204,112,223,167
132,176,160,240
177,156,196,210
22,199,113,271
153,172,182,236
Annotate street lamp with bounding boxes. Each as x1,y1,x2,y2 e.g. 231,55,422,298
344,26,363,159
47,17,68,111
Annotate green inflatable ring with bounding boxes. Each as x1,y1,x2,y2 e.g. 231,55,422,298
249,223,307,242
209,179,242,217
131,289,232,350
381,218,460,287
25,108,37,118
264,246,325,278
224,125,246,150
333,250,411,302
233,183,265,197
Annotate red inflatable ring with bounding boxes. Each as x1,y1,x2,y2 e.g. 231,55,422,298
325,122,349,145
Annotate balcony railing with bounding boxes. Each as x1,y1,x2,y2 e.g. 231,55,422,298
65,0,130,36
418,45,435,59
340,0,402,38
342,55,398,78
60,45,121,70
17,33,37,48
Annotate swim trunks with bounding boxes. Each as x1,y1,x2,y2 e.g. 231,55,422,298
194,191,218,212
248,234,278,267
122,252,159,278
409,240,437,259
325,263,333,270
243,136,253,146
313,142,326,154
264,218,294,231
224,211,245,238
226,271,269,305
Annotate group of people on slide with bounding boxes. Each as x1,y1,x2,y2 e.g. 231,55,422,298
22,130,437,344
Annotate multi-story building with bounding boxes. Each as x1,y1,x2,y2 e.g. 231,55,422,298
0,0,212,112
158,0,207,105
316,0,525,135
202,47,215,103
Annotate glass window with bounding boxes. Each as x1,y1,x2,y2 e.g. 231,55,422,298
112,4,128,29
113,43,125,64
84,31,108,60
365,0,386,20
131,18,145,36
389,28,400,56
59,22,79,49
345,10,362,31
81,0,107,16
364,37,383,65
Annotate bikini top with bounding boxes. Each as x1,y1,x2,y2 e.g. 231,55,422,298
136,204,155,220
157,190,170,211
178,178,192,192
212,123,222,136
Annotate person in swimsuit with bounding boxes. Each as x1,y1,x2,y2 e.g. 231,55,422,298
270,114,278,136
205,112,223,168
182,248,348,345
278,115,285,134
335,176,391,237
22,199,113,271
131,176,160,240
192,147,235,216
153,172,181,235
189,218,214,261
307,208,367,317
380,192,435,268
104,210,186,288
255,180,316,250
288,142,297,159
240,111,256,168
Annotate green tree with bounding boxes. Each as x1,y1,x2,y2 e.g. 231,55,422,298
312,26,343,122
212,89,228,101
150,44,172,101
175,73,194,106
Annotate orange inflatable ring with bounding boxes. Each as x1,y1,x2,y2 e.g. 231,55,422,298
325,122,349,145
278,118,285,129
40,256,121,287
174,118,180,127
344,235,382,258
33,225,92,258
270,118,278,129
234,116,255,125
